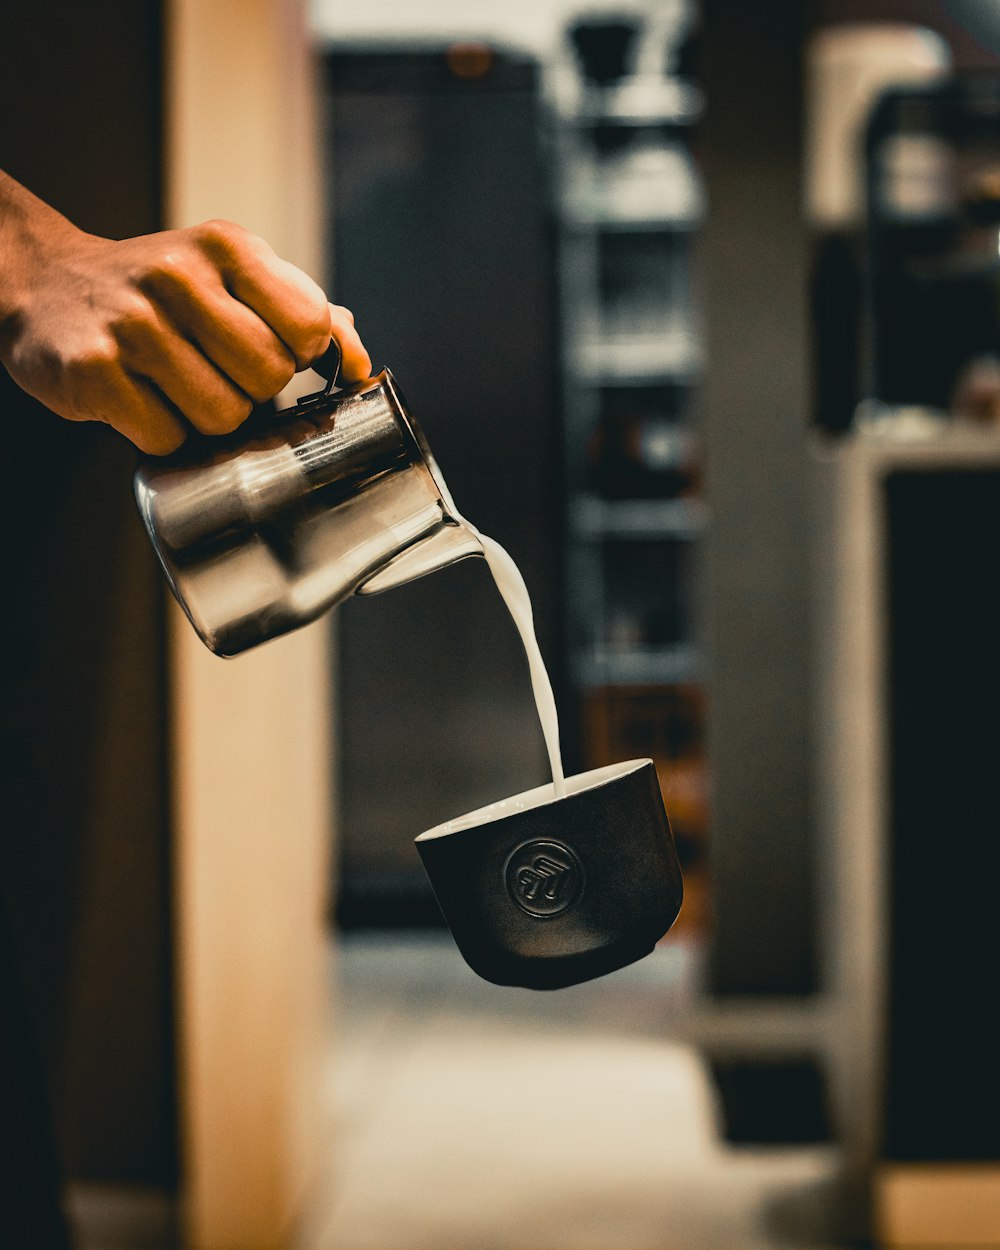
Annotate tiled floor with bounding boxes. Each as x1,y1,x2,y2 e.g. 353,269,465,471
301,931,843,1250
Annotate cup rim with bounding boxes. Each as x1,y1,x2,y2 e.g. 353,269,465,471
415,758,654,841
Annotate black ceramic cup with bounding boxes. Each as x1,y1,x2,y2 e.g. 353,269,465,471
415,759,683,990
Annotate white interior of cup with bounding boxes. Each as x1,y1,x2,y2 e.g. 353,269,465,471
415,759,652,841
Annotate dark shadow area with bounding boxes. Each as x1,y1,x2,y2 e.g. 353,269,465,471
710,1057,833,1145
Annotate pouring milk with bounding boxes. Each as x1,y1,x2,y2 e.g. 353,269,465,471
460,519,566,801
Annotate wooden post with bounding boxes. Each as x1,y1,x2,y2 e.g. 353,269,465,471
165,2,335,1245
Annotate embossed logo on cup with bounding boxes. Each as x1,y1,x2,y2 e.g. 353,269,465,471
504,840,584,918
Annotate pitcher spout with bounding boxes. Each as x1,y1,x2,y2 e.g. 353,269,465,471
357,521,483,596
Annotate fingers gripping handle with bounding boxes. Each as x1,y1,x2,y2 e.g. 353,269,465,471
290,337,342,411
312,338,342,392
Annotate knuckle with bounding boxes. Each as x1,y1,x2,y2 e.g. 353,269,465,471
291,314,333,363
138,426,186,456
61,340,123,424
109,292,158,348
72,335,119,386
193,218,250,258
205,392,253,434
137,243,201,296
274,355,297,391
247,357,295,403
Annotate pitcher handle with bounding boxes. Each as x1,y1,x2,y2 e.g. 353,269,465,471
288,338,343,410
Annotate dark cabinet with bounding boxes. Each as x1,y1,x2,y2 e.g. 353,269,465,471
325,48,561,924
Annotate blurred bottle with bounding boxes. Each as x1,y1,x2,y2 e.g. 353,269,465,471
567,125,704,224
601,539,689,651
581,683,708,853
867,77,1000,423
568,15,641,88
587,390,699,498
804,24,950,433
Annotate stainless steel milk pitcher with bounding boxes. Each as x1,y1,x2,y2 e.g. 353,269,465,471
134,357,482,657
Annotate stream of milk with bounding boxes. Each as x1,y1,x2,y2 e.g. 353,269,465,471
461,521,566,800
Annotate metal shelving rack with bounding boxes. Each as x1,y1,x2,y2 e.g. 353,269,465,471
548,4,709,928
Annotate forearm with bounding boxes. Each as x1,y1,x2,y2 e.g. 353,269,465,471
0,171,80,338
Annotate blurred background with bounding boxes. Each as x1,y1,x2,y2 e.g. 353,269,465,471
2,0,1000,1247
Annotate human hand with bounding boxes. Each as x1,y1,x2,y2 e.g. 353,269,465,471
0,172,371,454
